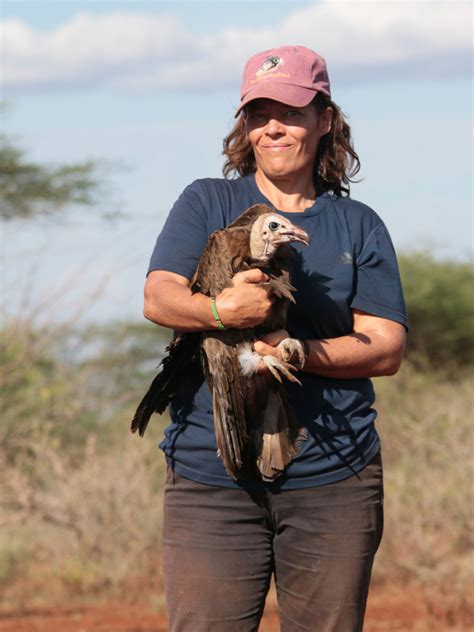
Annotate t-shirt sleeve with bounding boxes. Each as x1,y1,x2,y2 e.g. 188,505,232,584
147,183,210,280
351,223,408,329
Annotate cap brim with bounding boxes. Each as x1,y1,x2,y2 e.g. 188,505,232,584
235,83,317,117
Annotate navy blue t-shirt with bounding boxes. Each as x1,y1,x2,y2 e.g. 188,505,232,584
147,175,408,490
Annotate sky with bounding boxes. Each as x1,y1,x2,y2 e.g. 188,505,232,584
1,0,472,324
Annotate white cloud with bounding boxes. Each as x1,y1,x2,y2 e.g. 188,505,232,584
1,1,472,92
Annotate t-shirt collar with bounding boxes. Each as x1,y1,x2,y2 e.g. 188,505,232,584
248,173,330,217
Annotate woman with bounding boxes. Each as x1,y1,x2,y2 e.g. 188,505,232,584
144,45,408,632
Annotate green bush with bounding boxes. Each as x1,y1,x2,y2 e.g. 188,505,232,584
399,252,474,369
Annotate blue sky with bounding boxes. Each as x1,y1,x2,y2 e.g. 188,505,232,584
1,0,472,324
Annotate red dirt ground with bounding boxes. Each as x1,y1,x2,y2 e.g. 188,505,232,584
0,585,471,631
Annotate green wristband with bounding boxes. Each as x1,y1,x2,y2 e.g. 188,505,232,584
211,298,226,330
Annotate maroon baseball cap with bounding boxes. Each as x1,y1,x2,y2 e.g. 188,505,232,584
235,45,331,117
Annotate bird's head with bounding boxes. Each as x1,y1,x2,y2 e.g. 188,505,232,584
249,212,310,261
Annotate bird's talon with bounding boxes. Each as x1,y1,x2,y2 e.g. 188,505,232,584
262,355,302,385
266,362,283,383
278,338,306,370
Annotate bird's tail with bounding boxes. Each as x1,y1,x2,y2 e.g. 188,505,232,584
248,377,306,482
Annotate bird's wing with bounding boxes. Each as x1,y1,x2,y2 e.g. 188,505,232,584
201,330,252,479
190,225,253,296
190,203,274,295
130,332,200,436
131,223,250,438
226,203,273,229
190,226,256,478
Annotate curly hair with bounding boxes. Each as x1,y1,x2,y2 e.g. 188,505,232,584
222,93,360,197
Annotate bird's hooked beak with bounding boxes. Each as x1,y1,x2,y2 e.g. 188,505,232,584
280,224,310,247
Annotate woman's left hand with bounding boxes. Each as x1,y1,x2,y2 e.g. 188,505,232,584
253,329,289,367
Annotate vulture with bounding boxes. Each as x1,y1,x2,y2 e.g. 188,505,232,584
131,204,310,482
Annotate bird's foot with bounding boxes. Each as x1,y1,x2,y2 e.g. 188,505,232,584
277,338,306,370
262,355,301,385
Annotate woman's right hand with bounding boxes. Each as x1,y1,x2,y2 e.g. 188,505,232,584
214,269,274,329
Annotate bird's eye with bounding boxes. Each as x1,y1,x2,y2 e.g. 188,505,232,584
268,221,280,231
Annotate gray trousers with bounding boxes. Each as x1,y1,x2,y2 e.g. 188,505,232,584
162,452,383,632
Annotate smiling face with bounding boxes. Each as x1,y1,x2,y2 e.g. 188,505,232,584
245,98,332,185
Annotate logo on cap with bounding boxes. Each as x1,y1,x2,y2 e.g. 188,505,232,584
256,55,284,77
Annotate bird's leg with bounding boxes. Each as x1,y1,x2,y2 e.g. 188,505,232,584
277,338,306,370
238,342,264,376
237,342,301,385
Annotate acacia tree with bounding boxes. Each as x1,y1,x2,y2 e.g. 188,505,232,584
0,133,105,220
0,104,127,448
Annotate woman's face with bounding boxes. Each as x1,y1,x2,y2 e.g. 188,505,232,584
245,98,332,184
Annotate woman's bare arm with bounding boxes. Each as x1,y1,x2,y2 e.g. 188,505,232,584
253,309,407,379
143,269,275,332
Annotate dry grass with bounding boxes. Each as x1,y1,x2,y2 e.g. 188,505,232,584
372,363,473,616
0,363,472,618
0,428,167,609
